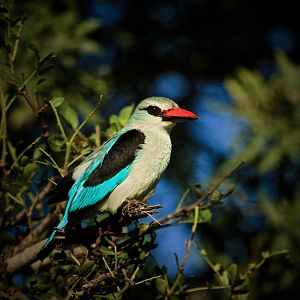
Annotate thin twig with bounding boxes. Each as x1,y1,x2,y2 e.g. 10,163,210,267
50,101,68,143
12,136,42,167
64,96,103,168
38,147,64,177
145,160,245,233
82,272,115,291
166,206,200,298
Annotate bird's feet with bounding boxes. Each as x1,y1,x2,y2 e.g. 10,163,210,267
121,200,163,219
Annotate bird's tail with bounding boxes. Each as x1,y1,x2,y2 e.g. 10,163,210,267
37,218,68,260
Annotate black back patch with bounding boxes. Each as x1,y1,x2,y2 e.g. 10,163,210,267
83,129,145,187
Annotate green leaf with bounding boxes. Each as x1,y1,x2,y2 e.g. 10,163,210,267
60,105,78,130
38,51,55,68
78,261,96,276
118,252,129,260
109,114,119,126
200,249,207,256
261,251,270,259
228,263,238,284
48,135,65,152
198,209,212,223
214,263,221,272
38,64,54,75
37,52,56,75
257,146,283,174
155,277,168,295
105,127,118,138
35,283,52,292
218,270,229,286
23,162,39,176
118,104,134,126
96,212,110,223
99,246,114,256
49,97,64,108
33,145,45,160
211,190,220,200
139,250,148,260
20,155,29,166
28,42,40,59
75,19,101,37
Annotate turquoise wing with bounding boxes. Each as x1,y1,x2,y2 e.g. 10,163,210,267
67,165,130,213
64,128,145,216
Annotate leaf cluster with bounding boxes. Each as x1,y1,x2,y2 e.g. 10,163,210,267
225,52,300,173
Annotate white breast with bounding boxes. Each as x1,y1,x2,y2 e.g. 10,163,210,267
100,128,172,213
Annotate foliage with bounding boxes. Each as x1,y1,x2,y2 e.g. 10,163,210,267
225,52,300,173
0,2,291,300
209,52,300,298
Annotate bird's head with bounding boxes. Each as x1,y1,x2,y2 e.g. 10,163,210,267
128,97,199,131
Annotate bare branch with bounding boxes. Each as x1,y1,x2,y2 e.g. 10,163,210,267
13,213,54,255
5,240,45,274
143,160,245,233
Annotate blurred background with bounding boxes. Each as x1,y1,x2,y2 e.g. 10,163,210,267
2,0,300,298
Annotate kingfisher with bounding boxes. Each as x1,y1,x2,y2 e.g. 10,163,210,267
41,96,199,255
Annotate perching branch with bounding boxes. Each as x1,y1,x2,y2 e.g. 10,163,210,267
12,213,54,255
5,240,46,274
4,161,244,274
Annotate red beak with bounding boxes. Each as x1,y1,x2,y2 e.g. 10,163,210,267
161,107,199,121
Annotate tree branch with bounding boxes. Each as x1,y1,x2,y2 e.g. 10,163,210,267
82,272,115,291
143,160,245,233
4,161,244,274
5,240,45,274
13,213,54,255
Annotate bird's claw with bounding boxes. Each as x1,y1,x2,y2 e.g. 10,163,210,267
121,200,163,219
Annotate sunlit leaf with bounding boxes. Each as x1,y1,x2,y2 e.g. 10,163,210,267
228,263,238,284
155,277,168,295
109,114,119,126
49,97,64,108
198,209,212,223
23,162,39,176
118,104,134,126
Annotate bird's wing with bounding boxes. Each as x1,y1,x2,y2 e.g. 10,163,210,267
46,134,119,204
64,129,145,215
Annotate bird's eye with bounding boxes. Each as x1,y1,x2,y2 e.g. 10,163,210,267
146,105,162,116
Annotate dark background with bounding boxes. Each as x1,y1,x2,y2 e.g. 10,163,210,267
2,0,300,298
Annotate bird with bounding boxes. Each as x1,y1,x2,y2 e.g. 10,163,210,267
40,96,199,256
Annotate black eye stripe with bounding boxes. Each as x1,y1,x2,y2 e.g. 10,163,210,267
141,105,162,116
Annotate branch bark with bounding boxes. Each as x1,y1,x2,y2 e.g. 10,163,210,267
82,272,115,291
5,240,45,274
13,213,54,255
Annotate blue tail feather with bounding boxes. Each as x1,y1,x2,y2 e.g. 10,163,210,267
37,218,68,260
